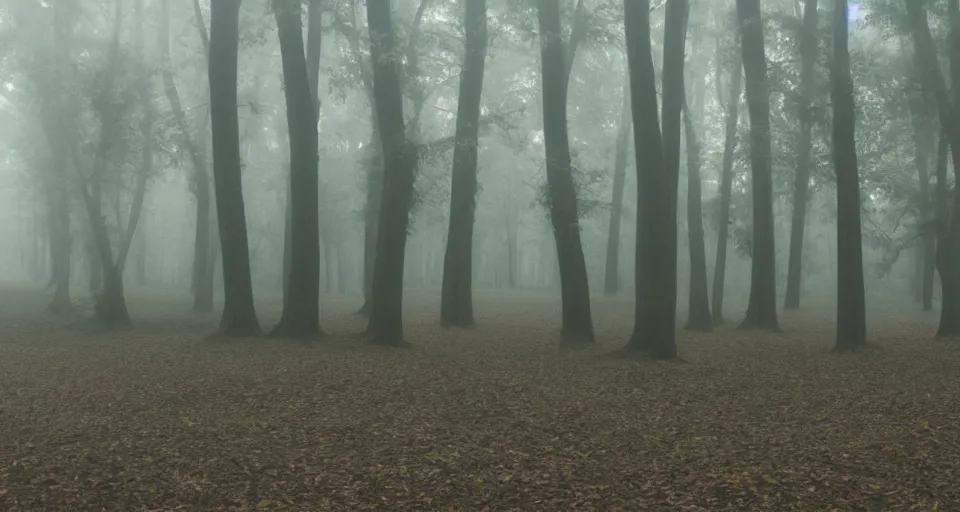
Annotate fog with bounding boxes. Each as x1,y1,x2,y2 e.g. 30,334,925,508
3,1,960,509
0,0,926,317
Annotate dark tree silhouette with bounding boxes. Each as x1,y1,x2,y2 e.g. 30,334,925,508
208,0,261,337
269,0,322,339
365,1,417,346
603,74,632,296
160,1,213,313
736,0,779,331
905,0,960,337
536,0,594,345
711,29,741,326
440,0,488,327
623,0,688,359
682,90,712,331
831,0,866,351
784,0,819,310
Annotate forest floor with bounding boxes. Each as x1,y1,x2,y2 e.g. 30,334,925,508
1,285,959,511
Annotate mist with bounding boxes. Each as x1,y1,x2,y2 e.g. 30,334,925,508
1,0,959,509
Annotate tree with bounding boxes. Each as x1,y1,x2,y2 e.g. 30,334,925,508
831,0,867,351
536,0,594,344
906,63,937,312
365,0,417,346
784,0,819,310
160,1,214,313
603,73,632,296
209,0,261,337
440,0,488,327
905,0,960,337
269,0,322,339
623,0,688,359
682,89,711,330
711,24,741,326
736,0,779,331
70,0,152,329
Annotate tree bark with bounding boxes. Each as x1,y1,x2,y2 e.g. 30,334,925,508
537,0,595,345
831,0,867,351
624,0,686,358
365,1,418,346
270,0,322,339
209,0,261,337
711,22,741,326
905,0,960,337
440,0,487,327
784,0,818,310
736,0,780,331
682,90,712,330
603,73,632,296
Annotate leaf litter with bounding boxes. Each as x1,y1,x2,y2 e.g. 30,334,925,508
1,289,959,510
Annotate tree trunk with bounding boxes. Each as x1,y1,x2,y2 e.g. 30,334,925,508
269,0,322,339
736,0,780,331
624,0,686,359
440,0,487,327
160,2,213,313
47,181,72,313
365,1,417,346
711,28,741,326
603,73,632,296
784,0,818,310
831,0,866,351
682,91,712,330
907,64,937,312
905,0,960,337
537,0,595,345
209,0,261,337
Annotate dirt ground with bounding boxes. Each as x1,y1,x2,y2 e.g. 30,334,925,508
1,285,959,511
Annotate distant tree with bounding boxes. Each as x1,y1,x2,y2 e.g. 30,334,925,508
209,0,261,337
160,1,214,313
831,0,867,351
365,0,417,346
904,0,960,337
45,1,76,314
440,0,488,327
269,0,322,339
623,0,687,359
71,0,152,329
603,73,632,297
536,0,594,345
905,61,937,312
682,88,711,331
783,0,819,311
736,0,779,331
711,16,742,326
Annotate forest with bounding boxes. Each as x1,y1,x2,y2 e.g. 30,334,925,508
0,0,959,509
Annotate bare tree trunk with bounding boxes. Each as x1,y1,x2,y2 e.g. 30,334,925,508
440,0,487,327
624,0,687,359
269,0,322,338
907,62,938,312
209,0,261,337
365,1,418,346
711,25,741,326
537,0,595,345
682,89,712,330
831,0,866,351
905,0,960,337
784,0,819,310
603,73,632,296
736,0,780,331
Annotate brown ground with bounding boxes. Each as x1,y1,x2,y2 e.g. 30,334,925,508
1,286,959,511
